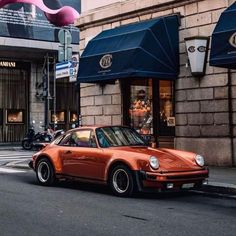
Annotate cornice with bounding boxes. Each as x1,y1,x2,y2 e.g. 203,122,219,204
75,0,200,30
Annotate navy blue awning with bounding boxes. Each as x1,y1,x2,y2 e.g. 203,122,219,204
77,15,180,83
210,3,236,68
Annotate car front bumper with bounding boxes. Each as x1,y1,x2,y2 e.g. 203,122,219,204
134,168,209,192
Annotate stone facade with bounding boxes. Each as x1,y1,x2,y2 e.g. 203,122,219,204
29,63,45,132
77,0,236,166
80,82,122,126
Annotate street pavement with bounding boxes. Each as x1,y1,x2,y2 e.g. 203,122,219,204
1,170,235,236
0,146,236,198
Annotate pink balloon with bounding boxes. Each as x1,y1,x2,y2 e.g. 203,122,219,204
0,0,80,26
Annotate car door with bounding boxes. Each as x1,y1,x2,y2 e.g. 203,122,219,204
60,129,107,181
58,132,79,176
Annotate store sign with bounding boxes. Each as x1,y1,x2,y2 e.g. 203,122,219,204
0,61,16,68
99,54,112,69
229,32,236,48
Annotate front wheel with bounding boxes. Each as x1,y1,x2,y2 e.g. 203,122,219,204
109,165,134,197
36,158,55,186
22,139,33,150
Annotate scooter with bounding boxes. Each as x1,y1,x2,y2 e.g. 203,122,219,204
22,122,53,150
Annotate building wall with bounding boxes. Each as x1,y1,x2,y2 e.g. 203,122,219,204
81,0,127,12
30,63,45,132
77,0,236,166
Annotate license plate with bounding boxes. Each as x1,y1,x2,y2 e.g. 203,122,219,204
182,183,194,189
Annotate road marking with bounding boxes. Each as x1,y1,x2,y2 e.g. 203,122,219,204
0,157,31,161
0,167,26,173
0,154,33,158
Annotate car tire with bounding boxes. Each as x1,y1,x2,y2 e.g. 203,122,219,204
109,165,134,197
36,158,55,186
22,140,33,150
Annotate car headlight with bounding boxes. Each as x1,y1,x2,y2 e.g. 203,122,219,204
149,156,159,169
195,154,205,167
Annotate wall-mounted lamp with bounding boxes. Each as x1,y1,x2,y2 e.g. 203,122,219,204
185,36,209,77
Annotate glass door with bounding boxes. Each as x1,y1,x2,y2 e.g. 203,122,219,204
159,80,175,136
123,78,175,147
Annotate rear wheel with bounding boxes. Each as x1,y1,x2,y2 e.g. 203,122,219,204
22,140,33,150
36,158,55,186
109,165,134,197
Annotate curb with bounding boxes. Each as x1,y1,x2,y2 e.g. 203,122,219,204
200,182,236,196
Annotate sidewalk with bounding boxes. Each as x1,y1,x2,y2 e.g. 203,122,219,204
200,167,236,196
1,145,236,197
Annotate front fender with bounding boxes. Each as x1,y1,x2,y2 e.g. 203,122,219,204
104,157,140,182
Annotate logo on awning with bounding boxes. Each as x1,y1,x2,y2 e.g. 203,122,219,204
99,54,112,69
229,32,236,48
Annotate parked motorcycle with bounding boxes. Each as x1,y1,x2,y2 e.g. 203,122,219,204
22,122,64,150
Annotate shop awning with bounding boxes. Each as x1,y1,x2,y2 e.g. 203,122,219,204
77,15,180,83
210,2,236,68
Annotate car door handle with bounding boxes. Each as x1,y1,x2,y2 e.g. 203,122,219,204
64,150,72,154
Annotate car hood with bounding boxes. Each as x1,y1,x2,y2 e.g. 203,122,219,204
108,146,201,171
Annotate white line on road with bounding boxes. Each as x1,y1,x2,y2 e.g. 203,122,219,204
0,157,31,160
0,158,30,162
0,167,26,173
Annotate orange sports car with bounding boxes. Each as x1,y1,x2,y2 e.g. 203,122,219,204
29,126,209,197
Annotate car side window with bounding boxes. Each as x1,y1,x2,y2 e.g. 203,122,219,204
68,130,97,148
58,133,72,146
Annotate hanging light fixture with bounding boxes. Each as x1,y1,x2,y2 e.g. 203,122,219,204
185,36,209,77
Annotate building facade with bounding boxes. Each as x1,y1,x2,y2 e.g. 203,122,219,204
76,0,236,166
0,1,80,143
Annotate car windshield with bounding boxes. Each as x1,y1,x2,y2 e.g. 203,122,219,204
96,126,147,148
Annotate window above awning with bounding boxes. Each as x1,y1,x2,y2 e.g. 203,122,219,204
210,3,236,68
77,15,180,83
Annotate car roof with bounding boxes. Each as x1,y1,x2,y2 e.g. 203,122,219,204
67,125,129,132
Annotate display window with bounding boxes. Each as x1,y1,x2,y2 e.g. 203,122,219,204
129,79,153,135
51,111,65,123
6,109,24,124
159,80,175,136
69,111,78,123
123,78,175,145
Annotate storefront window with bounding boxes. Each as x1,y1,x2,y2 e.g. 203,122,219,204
6,109,24,124
159,80,175,135
129,79,153,135
69,111,78,123
51,111,65,123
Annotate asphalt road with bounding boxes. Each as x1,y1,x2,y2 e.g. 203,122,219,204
0,169,236,236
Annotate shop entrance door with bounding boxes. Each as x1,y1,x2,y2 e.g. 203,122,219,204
122,79,175,148
0,67,29,143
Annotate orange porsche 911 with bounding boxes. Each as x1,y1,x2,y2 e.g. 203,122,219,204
29,126,209,197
